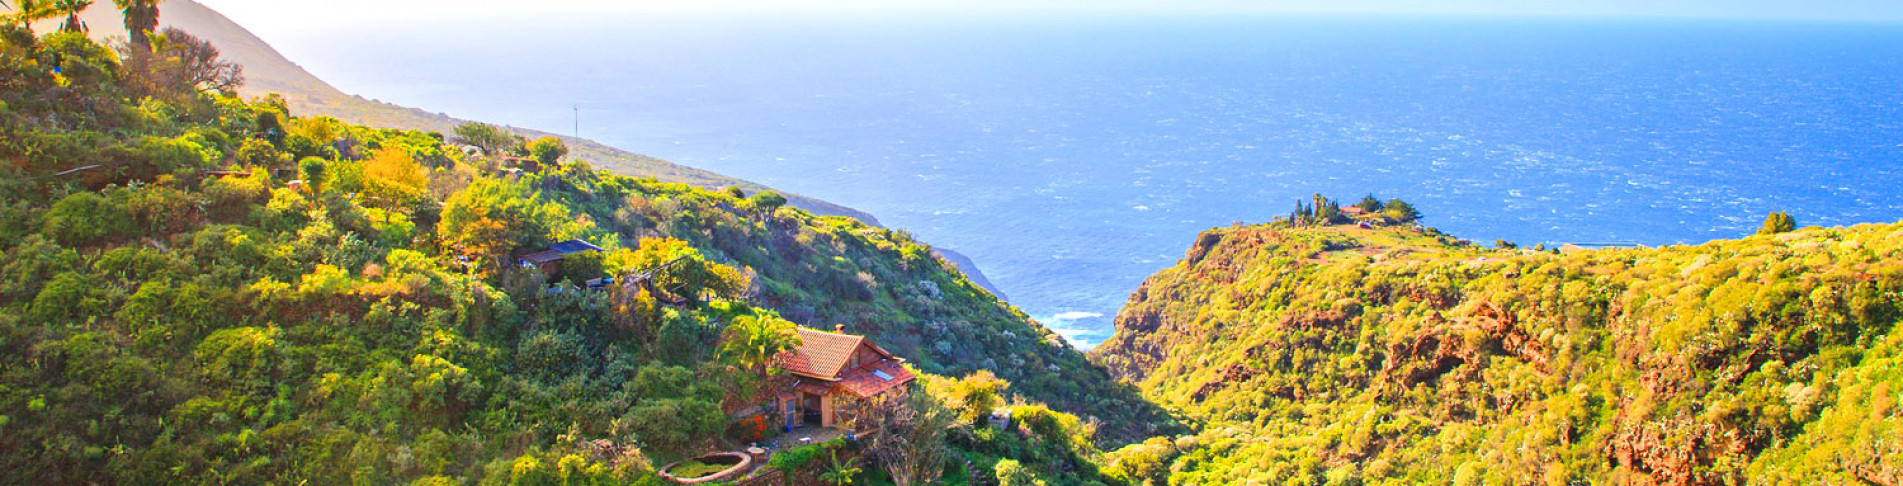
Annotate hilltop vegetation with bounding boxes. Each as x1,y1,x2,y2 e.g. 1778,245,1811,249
1090,204,1903,484
0,19,1169,485
14,4,1899,484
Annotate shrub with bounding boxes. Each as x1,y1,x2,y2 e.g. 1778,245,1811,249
43,192,130,246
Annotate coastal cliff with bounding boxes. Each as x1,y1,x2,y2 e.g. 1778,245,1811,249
1091,220,1903,484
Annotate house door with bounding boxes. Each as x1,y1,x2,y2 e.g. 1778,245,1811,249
802,393,823,426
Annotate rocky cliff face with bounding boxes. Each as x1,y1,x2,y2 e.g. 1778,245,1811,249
1091,222,1903,485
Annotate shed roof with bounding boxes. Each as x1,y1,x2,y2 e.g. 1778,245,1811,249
547,239,605,254
518,239,605,266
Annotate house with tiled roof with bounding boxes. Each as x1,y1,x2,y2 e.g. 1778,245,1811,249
772,324,917,429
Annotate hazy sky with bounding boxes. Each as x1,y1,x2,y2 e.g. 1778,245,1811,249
195,0,1903,37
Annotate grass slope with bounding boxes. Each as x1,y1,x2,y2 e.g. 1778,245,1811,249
1092,221,1903,485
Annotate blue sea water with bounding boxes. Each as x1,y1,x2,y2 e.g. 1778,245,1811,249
284,14,1903,348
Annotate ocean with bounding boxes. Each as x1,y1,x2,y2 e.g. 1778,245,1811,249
279,14,1903,348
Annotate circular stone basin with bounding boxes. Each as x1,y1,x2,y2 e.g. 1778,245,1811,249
658,452,752,484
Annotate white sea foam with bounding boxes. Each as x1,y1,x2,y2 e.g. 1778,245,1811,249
1049,311,1106,322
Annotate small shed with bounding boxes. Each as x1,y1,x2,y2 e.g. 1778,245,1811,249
517,239,605,272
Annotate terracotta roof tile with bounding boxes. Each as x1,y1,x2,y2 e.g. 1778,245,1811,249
776,328,866,380
836,360,916,398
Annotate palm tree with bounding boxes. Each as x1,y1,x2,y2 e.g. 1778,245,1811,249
819,452,861,486
109,0,155,50
54,0,89,33
7,0,60,32
716,315,802,405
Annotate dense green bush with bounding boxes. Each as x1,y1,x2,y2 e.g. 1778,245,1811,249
43,192,131,246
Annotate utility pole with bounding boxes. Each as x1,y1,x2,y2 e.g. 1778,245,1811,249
573,105,579,139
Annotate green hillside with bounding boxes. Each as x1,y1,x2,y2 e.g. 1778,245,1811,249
0,23,1166,484
114,0,1005,297
1090,206,1903,485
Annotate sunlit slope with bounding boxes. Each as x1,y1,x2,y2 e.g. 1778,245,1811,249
1092,222,1903,484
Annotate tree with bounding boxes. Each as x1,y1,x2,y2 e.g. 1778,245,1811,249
43,191,130,246
451,123,520,157
6,0,58,32
111,0,158,51
1759,211,1797,235
620,237,748,303
120,28,243,98
748,190,787,217
290,116,343,147
716,314,802,406
1356,194,1384,213
819,452,862,486
1383,198,1421,224
525,136,568,168
437,178,567,270
945,370,1008,425
298,156,327,194
1317,200,1343,224
362,146,427,208
851,389,956,486
54,0,89,33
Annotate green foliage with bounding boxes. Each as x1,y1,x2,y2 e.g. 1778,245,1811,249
526,136,568,168
0,28,1173,485
120,28,244,103
1102,437,1181,486
819,451,863,486
437,177,571,269
1382,198,1420,222
361,145,427,208
111,0,160,51
1286,193,1419,227
452,122,520,157
946,370,1009,425
43,191,130,246
749,190,788,214
1091,219,1903,484
1760,211,1797,235
716,313,802,406
299,156,327,192
995,459,1041,486
624,396,724,452
768,438,847,472
1354,194,1384,213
